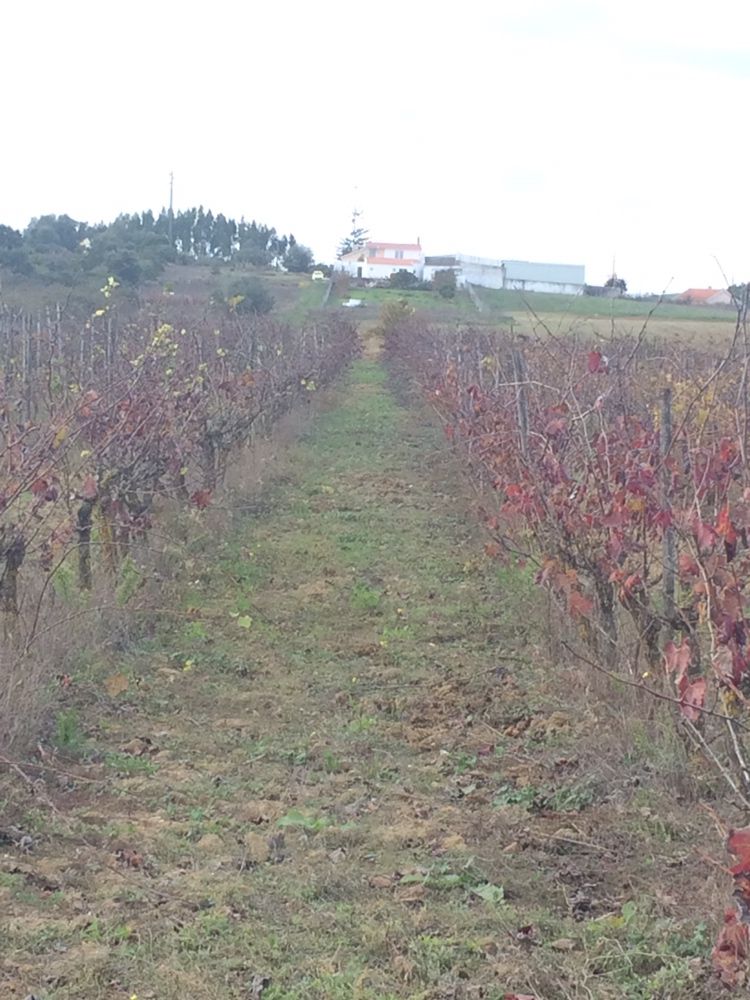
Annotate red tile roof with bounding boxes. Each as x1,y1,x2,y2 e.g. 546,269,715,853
681,288,725,300
366,241,421,251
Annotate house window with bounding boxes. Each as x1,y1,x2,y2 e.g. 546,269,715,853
394,250,404,259
368,247,377,258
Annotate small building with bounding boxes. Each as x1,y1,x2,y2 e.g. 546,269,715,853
423,254,585,294
679,287,733,307
338,240,423,281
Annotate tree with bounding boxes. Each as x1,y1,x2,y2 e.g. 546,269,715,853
0,225,31,275
604,274,627,293
211,213,235,259
0,224,22,250
283,243,314,273
25,214,86,252
433,269,457,298
337,209,369,258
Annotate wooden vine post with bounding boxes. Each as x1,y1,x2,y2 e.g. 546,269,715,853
511,347,529,461
660,387,676,629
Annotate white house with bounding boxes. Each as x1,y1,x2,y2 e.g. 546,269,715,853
424,254,585,295
339,240,423,281
679,288,733,307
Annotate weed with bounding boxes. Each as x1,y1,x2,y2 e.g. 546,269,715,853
177,912,233,952
581,901,708,998
104,752,157,776
470,882,506,906
323,750,343,773
349,582,382,612
448,750,478,774
243,737,269,762
493,779,594,813
408,934,457,980
346,715,377,735
546,779,596,813
116,554,143,605
380,624,412,642
53,708,86,754
280,745,309,766
277,808,331,832
51,560,81,605
183,620,209,642
493,782,540,811
82,917,134,944
399,859,496,897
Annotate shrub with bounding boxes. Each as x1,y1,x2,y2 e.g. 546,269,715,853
432,269,457,298
388,269,420,290
222,276,274,315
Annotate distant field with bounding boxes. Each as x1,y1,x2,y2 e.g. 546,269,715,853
473,288,737,343
333,283,738,344
476,286,737,323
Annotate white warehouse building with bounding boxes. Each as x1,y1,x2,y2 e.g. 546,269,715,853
423,255,585,295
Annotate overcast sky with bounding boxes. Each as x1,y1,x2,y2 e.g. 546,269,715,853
2,0,749,292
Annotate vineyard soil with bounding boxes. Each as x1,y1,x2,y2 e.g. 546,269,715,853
1,353,729,999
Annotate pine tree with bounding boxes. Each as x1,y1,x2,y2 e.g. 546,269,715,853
337,209,369,258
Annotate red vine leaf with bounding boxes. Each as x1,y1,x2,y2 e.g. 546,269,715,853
725,827,750,929
191,489,213,510
693,517,717,554
80,475,98,500
728,828,750,875
677,676,706,722
712,908,749,988
678,552,699,577
568,589,593,619
663,640,691,681
587,349,608,374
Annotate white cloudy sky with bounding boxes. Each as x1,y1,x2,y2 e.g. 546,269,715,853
2,0,749,292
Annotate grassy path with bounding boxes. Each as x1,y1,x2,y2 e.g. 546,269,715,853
3,359,716,999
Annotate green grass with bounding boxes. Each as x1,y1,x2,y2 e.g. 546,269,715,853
333,284,476,318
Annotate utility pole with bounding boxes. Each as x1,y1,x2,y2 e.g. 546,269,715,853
168,171,174,248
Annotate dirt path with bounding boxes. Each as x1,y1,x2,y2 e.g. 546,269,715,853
2,358,718,999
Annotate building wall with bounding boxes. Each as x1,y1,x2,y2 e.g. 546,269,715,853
339,259,422,280
504,279,584,295
502,259,586,285
367,246,420,260
457,255,585,293
459,260,505,289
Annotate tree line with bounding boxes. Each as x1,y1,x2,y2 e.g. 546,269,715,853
0,208,315,289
